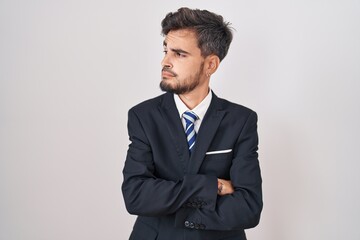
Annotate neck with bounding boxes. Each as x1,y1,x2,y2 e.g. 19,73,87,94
179,86,210,110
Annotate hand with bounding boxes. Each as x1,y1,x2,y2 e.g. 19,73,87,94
217,179,234,196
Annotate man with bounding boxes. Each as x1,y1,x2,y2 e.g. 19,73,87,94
122,7,262,240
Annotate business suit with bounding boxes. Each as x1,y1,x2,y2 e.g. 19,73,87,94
122,91,262,240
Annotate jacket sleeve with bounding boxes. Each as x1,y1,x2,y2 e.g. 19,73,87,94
121,108,218,217
175,111,263,230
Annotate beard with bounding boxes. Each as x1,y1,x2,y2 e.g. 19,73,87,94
160,63,204,95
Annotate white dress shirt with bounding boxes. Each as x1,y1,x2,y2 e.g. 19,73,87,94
174,90,212,133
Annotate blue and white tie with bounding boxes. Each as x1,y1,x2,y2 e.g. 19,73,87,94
183,111,198,153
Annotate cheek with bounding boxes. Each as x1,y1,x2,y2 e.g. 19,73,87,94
181,62,197,73
174,59,203,77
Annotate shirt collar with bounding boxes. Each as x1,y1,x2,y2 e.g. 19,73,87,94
174,89,213,120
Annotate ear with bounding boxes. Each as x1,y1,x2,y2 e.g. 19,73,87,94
205,54,220,76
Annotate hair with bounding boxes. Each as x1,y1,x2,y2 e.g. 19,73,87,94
161,7,233,62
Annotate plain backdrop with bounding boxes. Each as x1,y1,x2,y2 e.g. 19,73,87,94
1,0,359,239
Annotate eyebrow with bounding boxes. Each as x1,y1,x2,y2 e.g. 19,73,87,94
163,40,191,55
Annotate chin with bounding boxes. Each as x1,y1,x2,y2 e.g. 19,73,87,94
160,80,174,92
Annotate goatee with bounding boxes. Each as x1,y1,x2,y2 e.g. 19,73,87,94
159,63,204,94
160,78,200,95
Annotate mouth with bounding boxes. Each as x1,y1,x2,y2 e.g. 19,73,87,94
162,70,175,78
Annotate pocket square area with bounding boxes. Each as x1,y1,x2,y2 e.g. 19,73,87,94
205,149,232,155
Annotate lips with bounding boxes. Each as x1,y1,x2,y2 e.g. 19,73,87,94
162,70,175,78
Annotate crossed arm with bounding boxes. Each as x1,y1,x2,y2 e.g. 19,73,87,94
122,109,262,230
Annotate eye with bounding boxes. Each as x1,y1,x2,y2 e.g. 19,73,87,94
176,52,186,58
163,50,168,55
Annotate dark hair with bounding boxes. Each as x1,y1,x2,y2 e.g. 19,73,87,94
161,7,233,61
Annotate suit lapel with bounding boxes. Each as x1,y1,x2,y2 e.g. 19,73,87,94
158,93,190,172
188,93,226,174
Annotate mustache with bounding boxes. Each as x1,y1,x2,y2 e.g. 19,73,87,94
162,68,177,77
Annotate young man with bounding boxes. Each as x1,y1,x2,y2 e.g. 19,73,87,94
122,7,262,240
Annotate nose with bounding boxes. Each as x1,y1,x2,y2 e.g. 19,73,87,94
161,54,172,69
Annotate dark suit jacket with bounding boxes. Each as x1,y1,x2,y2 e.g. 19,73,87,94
122,92,262,240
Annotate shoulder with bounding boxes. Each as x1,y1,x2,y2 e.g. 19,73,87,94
128,93,168,115
214,96,258,131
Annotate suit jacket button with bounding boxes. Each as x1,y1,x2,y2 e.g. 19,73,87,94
184,221,190,227
195,223,200,229
200,224,206,230
189,222,195,228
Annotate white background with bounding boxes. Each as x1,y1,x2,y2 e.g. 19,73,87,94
1,0,359,239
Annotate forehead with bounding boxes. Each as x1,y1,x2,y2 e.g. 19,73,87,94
164,29,199,50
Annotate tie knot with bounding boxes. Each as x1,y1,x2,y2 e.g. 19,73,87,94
183,111,198,124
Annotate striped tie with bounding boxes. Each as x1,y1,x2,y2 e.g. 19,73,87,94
183,111,198,153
